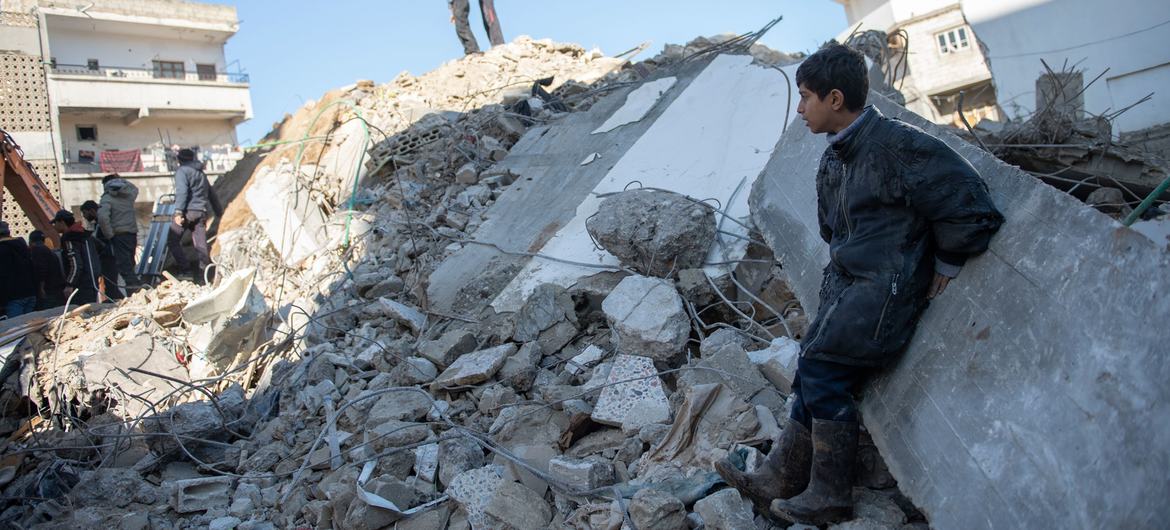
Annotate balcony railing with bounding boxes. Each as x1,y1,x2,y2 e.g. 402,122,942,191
51,63,250,84
63,145,245,175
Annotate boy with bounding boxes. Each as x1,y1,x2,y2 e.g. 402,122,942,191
715,43,1004,525
51,210,104,305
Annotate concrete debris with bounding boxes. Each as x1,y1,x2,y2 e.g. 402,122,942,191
586,189,716,277
746,336,800,394
602,275,690,360
0,34,936,530
693,488,756,530
430,343,515,390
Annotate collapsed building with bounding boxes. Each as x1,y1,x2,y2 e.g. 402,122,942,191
0,27,1167,530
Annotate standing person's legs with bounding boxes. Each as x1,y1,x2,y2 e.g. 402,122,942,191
97,241,124,299
772,355,868,525
450,0,480,55
478,0,504,46
112,233,140,287
167,217,191,275
187,210,211,283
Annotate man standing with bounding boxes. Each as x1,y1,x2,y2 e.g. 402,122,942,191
0,222,38,318
27,230,66,310
51,210,103,306
97,174,140,290
168,148,212,284
80,200,123,300
449,0,504,56
714,44,1004,526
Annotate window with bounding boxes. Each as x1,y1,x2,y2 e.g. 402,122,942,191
936,27,970,54
78,150,95,163
153,60,185,79
76,125,97,141
86,58,99,70
196,63,217,81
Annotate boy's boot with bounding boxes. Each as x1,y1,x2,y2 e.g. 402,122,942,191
770,419,858,526
715,418,812,512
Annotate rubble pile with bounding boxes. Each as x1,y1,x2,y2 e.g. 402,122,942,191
0,36,929,530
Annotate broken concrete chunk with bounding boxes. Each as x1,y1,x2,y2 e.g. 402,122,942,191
439,435,487,488
680,343,783,410
447,465,505,529
548,456,615,492
591,354,670,430
417,329,478,368
699,327,752,357
363,297,427,335
208,516,242,530
390,356,439,385
431,344,516,391
169,476,233,514
456,162,480,184
852,488,908,527
368,420,431,451
513,283,578,342
368,389,432,424
586,189,716,277
483,479,553,529
477,384,520,415
566,344,606,376
497,342,541,392
628,488,686,530
415,443,440,483
602,275,690,360
693,488,755,530
747,336,800,394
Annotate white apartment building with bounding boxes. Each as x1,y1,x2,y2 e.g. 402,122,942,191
1,0,251,230
831,0,1170,141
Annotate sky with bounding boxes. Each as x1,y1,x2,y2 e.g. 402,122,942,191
225,1,848,144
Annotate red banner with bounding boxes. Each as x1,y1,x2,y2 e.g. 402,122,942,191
99,149,144,173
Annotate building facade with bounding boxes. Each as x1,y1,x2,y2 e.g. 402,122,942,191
832,0,1170,142
1,0,251,235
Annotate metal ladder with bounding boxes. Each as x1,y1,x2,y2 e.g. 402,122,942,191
136,193,176,280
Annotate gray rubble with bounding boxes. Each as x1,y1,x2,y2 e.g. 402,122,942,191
586,189,717,277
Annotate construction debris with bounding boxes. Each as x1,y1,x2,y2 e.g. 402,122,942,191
0,35,936,530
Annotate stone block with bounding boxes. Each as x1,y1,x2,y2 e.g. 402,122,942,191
431,344,516,391
548,456,615,491
417,330,478,368
693,488,755,530
747,337,800,394
483,480,553,529
602,275,690,360
497,342,541,392
415,443,439,483
447,465,504,529
591,354,670,430
628,488,685,530
362,297,427,335
170,476,233,514
585,189,716,277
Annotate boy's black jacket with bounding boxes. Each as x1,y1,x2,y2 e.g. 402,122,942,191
803,107,1004,367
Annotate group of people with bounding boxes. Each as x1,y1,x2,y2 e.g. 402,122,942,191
0,173,140,318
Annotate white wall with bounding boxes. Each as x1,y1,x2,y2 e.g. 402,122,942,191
58,114,237,163
46,24,226,71
963,0,1170,132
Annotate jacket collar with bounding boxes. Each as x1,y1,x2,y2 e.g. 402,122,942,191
830,105,881,162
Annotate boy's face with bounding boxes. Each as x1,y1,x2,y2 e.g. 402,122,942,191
797,83,845,134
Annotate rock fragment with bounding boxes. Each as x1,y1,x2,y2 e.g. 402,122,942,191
586,189,716,277
602,275,690,360
591,354,670,430
431,344,516,390
693,488,756,530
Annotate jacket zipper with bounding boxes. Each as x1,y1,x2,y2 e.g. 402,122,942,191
873,274,899,341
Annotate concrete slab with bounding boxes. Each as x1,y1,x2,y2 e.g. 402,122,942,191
425,61,708,316
592,77,677,134
749,90,1170,528
245,164,330,268
491,54,797,313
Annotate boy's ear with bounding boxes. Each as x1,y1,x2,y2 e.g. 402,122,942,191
828,89,845,111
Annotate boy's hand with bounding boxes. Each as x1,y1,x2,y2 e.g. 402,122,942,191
927,273,950,299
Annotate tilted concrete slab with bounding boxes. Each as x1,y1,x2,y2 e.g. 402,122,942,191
750,91,1170,528
425,60,710,316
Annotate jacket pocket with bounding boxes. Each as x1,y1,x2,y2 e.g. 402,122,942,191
872,274,899,341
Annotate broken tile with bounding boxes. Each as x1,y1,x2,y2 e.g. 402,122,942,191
602,275,690,360
591,354,670,430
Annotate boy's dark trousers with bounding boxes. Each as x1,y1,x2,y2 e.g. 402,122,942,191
789,356,871,427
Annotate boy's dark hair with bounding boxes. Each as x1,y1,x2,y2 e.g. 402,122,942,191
177,148,196,162
81,200,99,212
796,42,869,112
29,230,45,243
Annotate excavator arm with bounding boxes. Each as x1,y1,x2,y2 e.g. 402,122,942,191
1,128,62,247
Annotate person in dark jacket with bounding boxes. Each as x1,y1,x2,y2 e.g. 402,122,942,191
449,0,504,55
81,200,123,300
51,210,103,305
0,221,38,318
28,230,66,310
168,148,212,284
715,44,1004,526
98,174,141,289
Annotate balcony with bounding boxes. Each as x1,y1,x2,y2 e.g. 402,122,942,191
50,63,252,121
52,63,249,84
